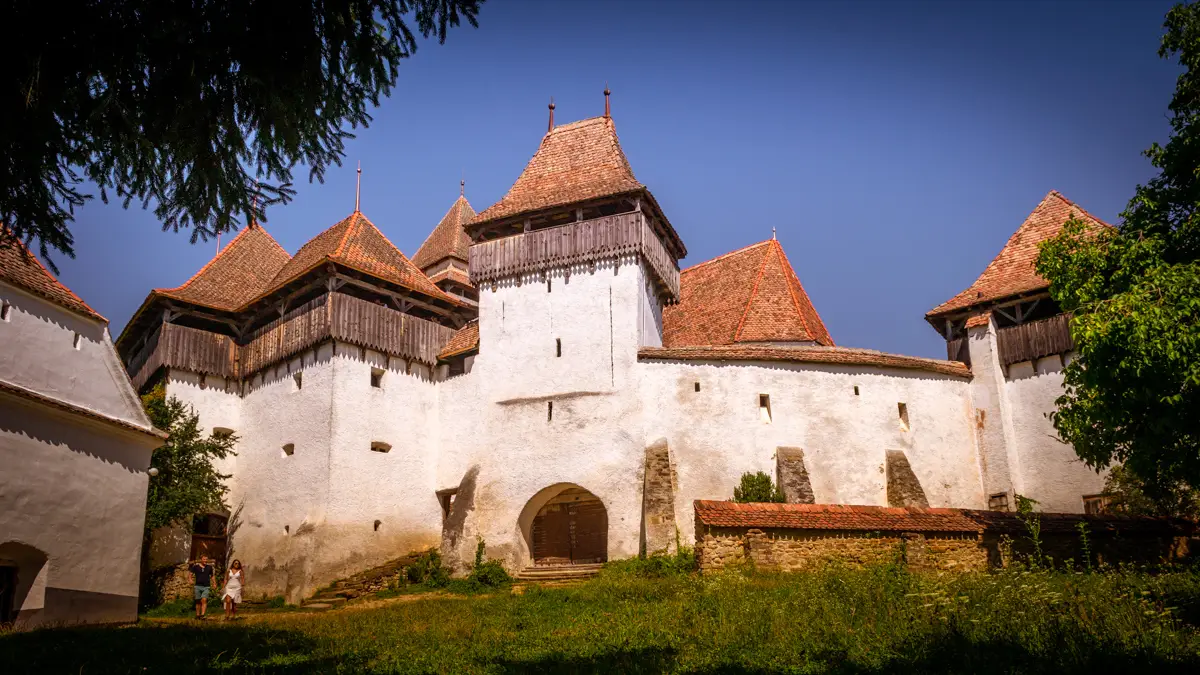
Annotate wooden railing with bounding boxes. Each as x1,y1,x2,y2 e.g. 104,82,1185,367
996,313,1074,367
468,211,681,301
130,323,238,391
946,336,971,367
129,293,456,390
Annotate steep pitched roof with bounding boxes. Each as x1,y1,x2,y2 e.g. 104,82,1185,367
428,266,473,289
472,116,643,225
0,237,105,321
438,319,479,360
155,225,291,312
267,211,457,304
412,196,476,270
927,191,1111,319
663,239,833,348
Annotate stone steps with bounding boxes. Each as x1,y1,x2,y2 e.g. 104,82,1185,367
515,563,603,582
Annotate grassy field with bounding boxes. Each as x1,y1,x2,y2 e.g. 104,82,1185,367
4,561,1200,674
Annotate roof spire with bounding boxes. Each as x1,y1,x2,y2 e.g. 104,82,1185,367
355,161,362,212
604,83,611,118
461,170,465,197
548,97,555,133
772,226,777,241
250,192,259,229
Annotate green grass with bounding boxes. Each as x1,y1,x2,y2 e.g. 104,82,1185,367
5,563,1200,674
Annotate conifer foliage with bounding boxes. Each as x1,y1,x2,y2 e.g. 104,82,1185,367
0,0,483,268
1036,2,1200,500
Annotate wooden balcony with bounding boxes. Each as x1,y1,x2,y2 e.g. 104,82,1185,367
945,336,971,367
128,292,456,390
468,211,681,301
995,313,1074,367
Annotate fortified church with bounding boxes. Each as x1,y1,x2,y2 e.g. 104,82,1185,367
119,95,1108,600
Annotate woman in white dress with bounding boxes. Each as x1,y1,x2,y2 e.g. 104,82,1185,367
222,559,245,620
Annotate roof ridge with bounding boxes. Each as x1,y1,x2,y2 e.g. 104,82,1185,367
155,226,259,294
771,239,816,343
333,212,359,258
680,240,773,274
1046,189,1113,228
772,239,832,345
0,237,105,322
733,241,772,342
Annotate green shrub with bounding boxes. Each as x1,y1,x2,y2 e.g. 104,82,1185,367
467,539,511,589
604,547,696,578
732,471,785,503
264,595,287,609
405,549,449,588
141,597,195,618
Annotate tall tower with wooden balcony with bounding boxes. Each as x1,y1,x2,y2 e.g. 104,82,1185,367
925,190,1108,513
463,102,686,399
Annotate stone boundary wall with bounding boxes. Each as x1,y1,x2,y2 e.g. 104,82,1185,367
698,528,987,573
694,500,1197,573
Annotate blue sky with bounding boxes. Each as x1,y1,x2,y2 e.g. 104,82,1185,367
51,0,1179,358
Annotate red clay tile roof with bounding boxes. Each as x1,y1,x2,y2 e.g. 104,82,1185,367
0,236,105,321
438,319,479,360
413,195,476,270
155,225,291,312
428,266,473,289
267,211,460,305
663,239,833,348
927,191,1111,319
640,345,971,378
471,115,686,257
694,501,984,533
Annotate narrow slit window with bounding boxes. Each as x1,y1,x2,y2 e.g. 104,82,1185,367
759,394,772,423
556,338,562,358
898,402,910,432
0,301,10,321
281,443,295,457
853,385,860,396
694,382,701,392
547,278,552,293
547,401,553,422
293,371,303,390
284,525,290,536
371,367,385,388
370,441,391,453
72,332,82,350
374,519,382,532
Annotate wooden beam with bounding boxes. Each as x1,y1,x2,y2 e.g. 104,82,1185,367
333,273,459,323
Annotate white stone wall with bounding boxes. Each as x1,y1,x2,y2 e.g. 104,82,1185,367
0,286,158,628
637,359,986,544
0,281,151,428
1004,353,1104,513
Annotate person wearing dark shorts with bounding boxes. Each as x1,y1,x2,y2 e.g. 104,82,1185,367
189,555,215,619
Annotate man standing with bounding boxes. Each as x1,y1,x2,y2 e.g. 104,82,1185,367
188,555,215,619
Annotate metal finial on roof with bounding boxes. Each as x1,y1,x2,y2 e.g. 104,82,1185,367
548,97,555,132
355,161,362,212
460,177,465,197
604,83,611,118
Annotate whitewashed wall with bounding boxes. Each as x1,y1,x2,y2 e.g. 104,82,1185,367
637,359,985,544
1004,353,1104,513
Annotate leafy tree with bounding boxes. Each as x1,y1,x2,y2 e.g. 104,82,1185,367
1101,464,1200,519
1,0,482,269
141,384,237,532
1036,2,1200,500
732,471,785,503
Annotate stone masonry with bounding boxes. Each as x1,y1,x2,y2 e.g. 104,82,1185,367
886,450,930,508
642,438,678,555
776,447,815,504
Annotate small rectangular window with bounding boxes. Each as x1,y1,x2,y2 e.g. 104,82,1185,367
759,394,772,423
371,367,385,388
282,443,295,457
548,401,553,422
853,385,860,396
556,338,562,358
0,301,10,321
370,441,391,453
898,402,909,432
73,332,82,350
547,279,552,293
694,382,701,392
293,371,303,390
988,492,1009,512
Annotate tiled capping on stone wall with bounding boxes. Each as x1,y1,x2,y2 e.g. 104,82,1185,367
697,528,986,573
693,500,1199,573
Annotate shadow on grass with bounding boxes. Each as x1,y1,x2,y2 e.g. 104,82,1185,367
0,621,372,674
489,632,1199,675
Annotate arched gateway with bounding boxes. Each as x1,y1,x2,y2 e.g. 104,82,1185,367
520,484,608,566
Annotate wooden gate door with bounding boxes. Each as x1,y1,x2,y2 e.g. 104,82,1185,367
569,500,608,564
532,504,572,565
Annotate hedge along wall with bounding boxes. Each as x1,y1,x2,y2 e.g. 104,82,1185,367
693,501,1197,573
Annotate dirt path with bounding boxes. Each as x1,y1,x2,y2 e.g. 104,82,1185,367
145,591,466,626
